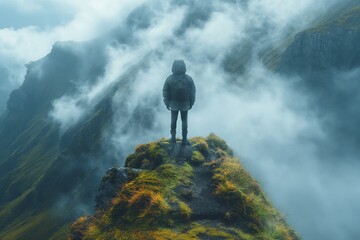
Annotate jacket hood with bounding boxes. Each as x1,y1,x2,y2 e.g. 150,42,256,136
172,59,186,75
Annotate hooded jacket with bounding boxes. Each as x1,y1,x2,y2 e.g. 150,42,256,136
163,60,196,111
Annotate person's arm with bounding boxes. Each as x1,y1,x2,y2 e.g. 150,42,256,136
189,77,196,108
163,77,171,109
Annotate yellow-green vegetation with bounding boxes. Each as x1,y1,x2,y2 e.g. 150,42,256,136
125,138,172,169
190,150,205,165
206,133,234,156
178,201,192,220
0,117,69,240
261,36,295,70
143,223,237,240
332,6,360,28
70,134,299,240
212,157,297,238
189,137,209,153
307,5,360,32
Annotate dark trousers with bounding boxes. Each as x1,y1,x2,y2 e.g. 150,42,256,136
171,110,188,137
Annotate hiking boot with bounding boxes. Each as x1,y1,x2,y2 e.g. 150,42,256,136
170,130,176,144
182,130,189,146
181,137,189,146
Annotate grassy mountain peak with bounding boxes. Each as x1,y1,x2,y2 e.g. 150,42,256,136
70,134,299,240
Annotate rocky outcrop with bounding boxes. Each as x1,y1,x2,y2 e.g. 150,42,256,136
95,167,144,211
95,167,128,211
70,134,299,240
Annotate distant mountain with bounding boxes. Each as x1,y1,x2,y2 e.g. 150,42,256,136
278,3,360,74
0,2,359,239
70,135,299,240
0,42,115,239
277,2,360,157
262,0,360,72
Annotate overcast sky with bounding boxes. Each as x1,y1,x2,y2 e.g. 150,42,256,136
1,1,359,240
0,0,146,113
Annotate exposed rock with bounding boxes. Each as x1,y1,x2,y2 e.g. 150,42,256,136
69,216,92,240
95,167,128,211
278,28,360,75
186,164,227,220
70,134,299,240
7,89,27,114
278,6,360,75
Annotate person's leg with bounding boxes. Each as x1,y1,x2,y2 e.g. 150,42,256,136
180,110,188,145
171,110,179,142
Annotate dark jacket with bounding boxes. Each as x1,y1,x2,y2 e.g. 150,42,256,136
163,60,196,111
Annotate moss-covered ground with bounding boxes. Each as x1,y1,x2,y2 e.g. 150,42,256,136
70,134,299,240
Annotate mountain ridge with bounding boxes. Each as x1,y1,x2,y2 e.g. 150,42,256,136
0,2,359,239
70,134,299,240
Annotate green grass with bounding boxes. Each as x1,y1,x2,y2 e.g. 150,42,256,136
0,112,62,239
70,135,299,240
190,150,205,166
125,139,172,169
0,210,68,240
211,156,298,238
0,103,111,240
307,5,360,32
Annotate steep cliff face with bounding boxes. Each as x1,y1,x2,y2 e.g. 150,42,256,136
0,43,79,153
279,29,360,74
1,2,358,239
0,42,81,207
0,42,115,240
0,32,162,238
275,4,360,157
70,135,299,240
278,5,360,75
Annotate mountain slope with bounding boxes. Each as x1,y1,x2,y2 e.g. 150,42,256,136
70,135,299,240
275,2,360,157
0,2,358,239
0,42,114,240
278,2,360,74
261,0,360,72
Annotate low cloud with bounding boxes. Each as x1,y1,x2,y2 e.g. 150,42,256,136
0,0,146,113
104,2,359,240
4,0,359,239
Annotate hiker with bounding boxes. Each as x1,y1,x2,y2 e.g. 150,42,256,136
163,59,196,146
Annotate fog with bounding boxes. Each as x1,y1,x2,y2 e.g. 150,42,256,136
2,0,360,239
0,0,145,112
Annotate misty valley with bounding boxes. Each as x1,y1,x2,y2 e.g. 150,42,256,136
0,0,360,240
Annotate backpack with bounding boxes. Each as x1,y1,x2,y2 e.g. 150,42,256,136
171,76,189,102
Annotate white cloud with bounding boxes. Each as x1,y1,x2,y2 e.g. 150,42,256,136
3,0,357,239
0,0,146,111
0,0,146,61
50,96,85,132
185,9,243,58
98,2,355,240
49,4,187,132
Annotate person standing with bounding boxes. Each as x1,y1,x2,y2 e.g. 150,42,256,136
163,59,196,146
